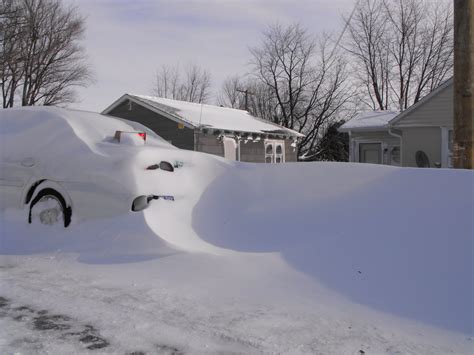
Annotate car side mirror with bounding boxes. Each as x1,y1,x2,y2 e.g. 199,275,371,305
131,195,149,211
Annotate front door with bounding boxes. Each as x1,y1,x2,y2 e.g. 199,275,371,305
223,136,237,161
359,143,382,164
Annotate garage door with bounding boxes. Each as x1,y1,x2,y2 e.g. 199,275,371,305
359,143,382,164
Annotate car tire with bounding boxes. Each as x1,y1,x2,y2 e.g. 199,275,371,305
28,188,71,227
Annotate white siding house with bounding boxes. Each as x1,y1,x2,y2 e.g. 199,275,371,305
390,78,453,168
339,78,453,168
339,111,401,165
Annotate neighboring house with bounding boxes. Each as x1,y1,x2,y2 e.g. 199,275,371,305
390,78,454,168
338,111,401,166
340,78,454,168
103,94,303,163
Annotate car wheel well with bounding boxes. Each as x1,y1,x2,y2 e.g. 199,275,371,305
25,179,46,204
28,187,72,227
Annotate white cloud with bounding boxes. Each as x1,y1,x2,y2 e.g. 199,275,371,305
64,0,355,112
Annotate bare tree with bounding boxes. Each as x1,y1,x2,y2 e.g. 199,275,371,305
1,0,92,108
345,0,453,111
181,64,211,103
217,75,244,109
152,63,211,103
153,64,180,100
0,0,17,41
250,23,351,158
344,0,390,110
217,76,283,123
245,79,278,121
1,0,25,107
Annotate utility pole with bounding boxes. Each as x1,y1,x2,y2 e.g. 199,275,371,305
453,0,473,169
236,88,254,112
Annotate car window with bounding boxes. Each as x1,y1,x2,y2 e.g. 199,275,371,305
110,117,171,146
123,120,159,138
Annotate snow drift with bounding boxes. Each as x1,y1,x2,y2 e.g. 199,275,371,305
192,162,474,335
0,107,472,353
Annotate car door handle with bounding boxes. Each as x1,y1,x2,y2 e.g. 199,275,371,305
20,157,35,167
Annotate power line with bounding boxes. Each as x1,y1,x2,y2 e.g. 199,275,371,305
236,88,255,111
327,0,360,61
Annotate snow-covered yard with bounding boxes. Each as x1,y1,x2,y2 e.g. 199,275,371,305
1,157,473,354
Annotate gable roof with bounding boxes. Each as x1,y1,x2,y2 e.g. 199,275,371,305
103,94,304,138
389,77,453,127
338,111,399,132
338,77,454,133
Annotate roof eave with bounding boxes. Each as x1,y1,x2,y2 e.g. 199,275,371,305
210,128,303,138
339,125,389,133
392,122,454,129
103,94,196,129
101,93,128,115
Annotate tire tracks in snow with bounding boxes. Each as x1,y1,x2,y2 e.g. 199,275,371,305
1,259,469,354
0,259,259,354
0,295,109,351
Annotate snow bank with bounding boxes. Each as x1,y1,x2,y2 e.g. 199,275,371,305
0,207,174,264
192,162,474,335
0,106,472,352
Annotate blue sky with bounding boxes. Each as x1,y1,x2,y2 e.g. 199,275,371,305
64,0,355,112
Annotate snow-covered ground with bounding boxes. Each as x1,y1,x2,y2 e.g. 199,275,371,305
1,154,473,354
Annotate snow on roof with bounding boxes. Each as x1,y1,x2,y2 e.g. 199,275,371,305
339,111,399,132
122,94,304,137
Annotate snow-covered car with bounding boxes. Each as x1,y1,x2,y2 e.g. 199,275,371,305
0,106,178,227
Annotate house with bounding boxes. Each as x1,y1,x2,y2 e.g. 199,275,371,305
390,78,454,168
339,78,454,168
338,111,400,165
103,94,303,163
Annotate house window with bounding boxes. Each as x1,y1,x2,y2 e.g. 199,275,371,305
265,140,285,163
265,143,273,163
390,146,400,165
275,144,284,163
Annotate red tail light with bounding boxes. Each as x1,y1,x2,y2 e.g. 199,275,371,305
137,132,146,141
